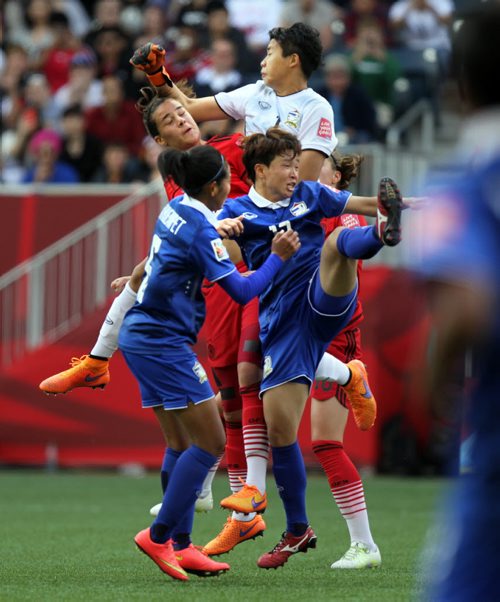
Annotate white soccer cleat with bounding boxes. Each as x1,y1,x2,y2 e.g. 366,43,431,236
195,491,213,513
149,491,213,517
149,502,162,517
330,542,381,569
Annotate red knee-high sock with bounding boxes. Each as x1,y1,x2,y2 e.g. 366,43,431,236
312,439,375,547
225,420,247,492
214,366,247,492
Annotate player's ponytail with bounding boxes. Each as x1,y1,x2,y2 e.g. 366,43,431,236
157,146,228,197
329,151,364,190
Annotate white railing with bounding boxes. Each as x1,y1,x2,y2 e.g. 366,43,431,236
0,180,164,368
386,99,435,154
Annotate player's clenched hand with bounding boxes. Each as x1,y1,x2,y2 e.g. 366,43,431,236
110,276,131,293
216,216,244,238
271,230,301,261
129,42,173,87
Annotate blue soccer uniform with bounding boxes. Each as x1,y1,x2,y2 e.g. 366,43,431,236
412,136,500,601
219,180,361,394
119,194,284,409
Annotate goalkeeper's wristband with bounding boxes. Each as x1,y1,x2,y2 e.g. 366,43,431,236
146,67,173,88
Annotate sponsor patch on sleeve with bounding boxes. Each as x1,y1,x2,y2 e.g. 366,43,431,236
210,238,230,261
317,118,332,139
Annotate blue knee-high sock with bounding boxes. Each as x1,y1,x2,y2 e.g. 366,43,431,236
150,445,217,544
161,448,193,549
336,226,383,260
161,447,182,493
272,441,308,535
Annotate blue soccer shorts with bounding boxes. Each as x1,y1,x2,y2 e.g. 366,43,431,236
259,267,357,395
122,345,215,410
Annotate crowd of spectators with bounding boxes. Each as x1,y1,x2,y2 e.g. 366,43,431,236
1,0,456,184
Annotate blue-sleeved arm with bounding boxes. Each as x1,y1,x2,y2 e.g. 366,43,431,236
217,253,283,305
295,181,351,218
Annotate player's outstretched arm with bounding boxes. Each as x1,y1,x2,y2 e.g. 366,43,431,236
130,42,227,123
345,193,424,217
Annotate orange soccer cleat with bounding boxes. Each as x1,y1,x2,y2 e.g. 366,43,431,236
220,482,267,514
343,360,377,431
175,544,230,576
134,528,188,581
39,355,110,395
203,514,266,556
257,526,317,569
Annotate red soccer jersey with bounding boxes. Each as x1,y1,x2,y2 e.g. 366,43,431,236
321,211,367,332
164,133,250,200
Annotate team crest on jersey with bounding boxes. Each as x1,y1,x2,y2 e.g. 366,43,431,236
242,212,258,220
263,355,273,378
317,117,332,139
290,201,308,217
259,101,271,110
210,238,229,261
192,360,208,383
284,109,301,129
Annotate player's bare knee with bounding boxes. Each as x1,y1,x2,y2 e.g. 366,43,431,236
322,226,345,262
237,361,261,388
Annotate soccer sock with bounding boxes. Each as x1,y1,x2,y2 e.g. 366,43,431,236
215,366,247,493
336,226,383,260
161,447,182,493
312,439,376,549
225,420,247,493
151,445,217,544
91,283,137,358
315,352,351,386
272,441,308,535
241,383,269,494
199,454,223,499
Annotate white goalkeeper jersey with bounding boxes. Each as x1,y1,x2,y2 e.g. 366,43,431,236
215,81,337,157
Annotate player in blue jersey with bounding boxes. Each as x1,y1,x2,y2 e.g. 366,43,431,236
409,3,500,599
217,127,403,569
118,144,300,581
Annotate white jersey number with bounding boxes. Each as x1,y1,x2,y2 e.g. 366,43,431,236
269,220,292,234
136,234,162,303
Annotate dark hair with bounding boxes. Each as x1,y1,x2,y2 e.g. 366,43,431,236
157,146,229,196
206,1,228,15
328,151,364,190
135,84,196,138
268,23,323,79
452,3,500,108
242,127,301,183
49,11,69,27
62,104,83,118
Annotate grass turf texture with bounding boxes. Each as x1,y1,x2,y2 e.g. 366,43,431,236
1,470,443,601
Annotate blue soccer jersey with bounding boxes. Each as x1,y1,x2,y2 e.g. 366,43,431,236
410,111,500,601
119,195,236,353
219,180,351,319
218,180,353,391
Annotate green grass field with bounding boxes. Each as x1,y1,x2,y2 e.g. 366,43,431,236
0,470,444,601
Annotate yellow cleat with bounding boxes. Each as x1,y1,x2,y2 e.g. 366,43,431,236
220,483,267,514
203,514,266,556
39,355,110,395
342,360,376,431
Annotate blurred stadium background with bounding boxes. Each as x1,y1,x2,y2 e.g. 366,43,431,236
1,0,467,475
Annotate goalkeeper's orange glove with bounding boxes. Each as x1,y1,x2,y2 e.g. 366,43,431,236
130,42,173,88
